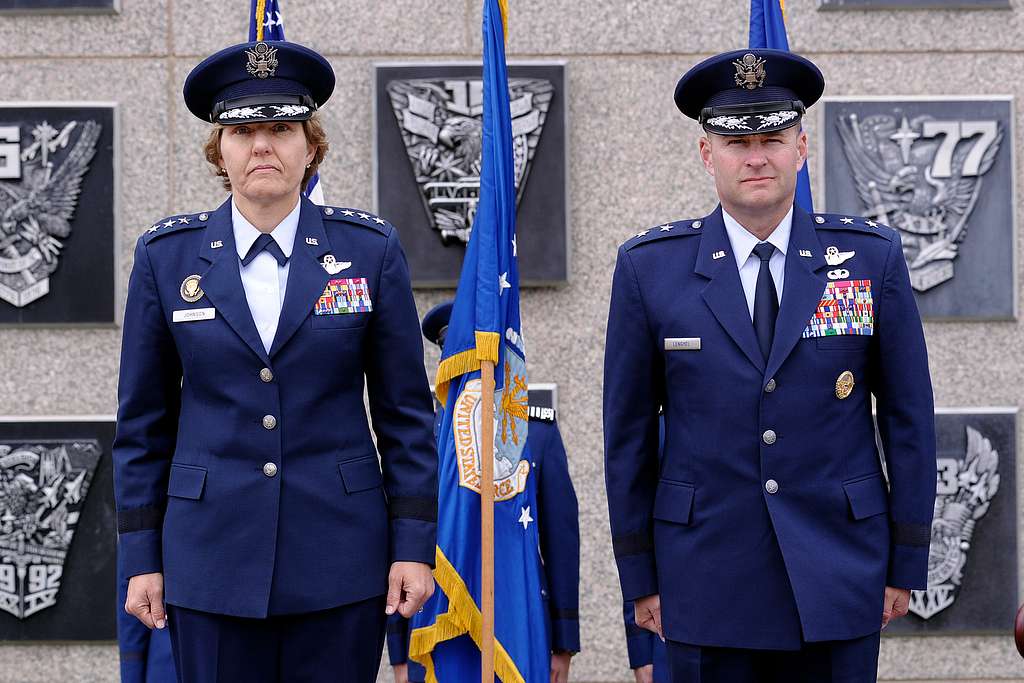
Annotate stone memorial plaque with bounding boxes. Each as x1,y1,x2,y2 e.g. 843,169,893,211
375,63,568,287
0,104,117,324
0,418,116,640
822,97,1014,319
887,409,1017,634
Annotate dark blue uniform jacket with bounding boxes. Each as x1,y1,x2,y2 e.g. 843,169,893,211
113,196,438,618
604,205,936,649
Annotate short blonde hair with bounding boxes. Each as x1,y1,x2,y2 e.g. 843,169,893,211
203,114,330,191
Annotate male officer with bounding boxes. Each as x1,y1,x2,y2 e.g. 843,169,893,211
387,301,581,683
603,49,936,682
114,40,437,682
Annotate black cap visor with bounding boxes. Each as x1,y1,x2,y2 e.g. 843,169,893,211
214,93,316,124
700,100,805,136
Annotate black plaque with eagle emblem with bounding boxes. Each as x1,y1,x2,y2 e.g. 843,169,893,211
0,105,116,324
374,63,567,287
821,97,1014,319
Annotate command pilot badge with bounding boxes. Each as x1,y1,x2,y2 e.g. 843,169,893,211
321,255,351,275
245,42,279,79
179,274,203,303
733,53,767,90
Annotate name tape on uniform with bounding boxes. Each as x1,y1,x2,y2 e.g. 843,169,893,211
173,307,216,323
664,337,701,351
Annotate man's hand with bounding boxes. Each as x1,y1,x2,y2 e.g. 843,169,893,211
634,594,664,640
385,561,435,618
550,652,572,682
881,586,911,629
633,664,654,683
126,572,166,629
392,663,409,683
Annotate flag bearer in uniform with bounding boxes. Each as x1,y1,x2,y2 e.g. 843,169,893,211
113,39,438,683
603,49,936,683
387,301,580,683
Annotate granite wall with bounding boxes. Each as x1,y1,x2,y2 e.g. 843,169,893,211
0,1,1021,680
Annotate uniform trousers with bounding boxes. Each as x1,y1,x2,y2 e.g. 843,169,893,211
167,595,386,683
666,631,881,683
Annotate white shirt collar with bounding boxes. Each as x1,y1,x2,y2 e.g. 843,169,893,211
232,198,301,261
721,205,794,269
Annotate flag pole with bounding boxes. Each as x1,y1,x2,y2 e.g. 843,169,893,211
480,358,496,683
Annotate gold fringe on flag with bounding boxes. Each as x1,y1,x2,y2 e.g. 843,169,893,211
409,546,526,683
255,0,267,41
498,0,509,41
434,331,501,404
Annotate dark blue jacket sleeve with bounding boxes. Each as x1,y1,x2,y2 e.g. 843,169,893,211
364,229,439,566
603,246,663,601
536,421,580,653
113,237,182,578
871,232,936,589
386,614,410,666
117,542,150,683
623,600,655,669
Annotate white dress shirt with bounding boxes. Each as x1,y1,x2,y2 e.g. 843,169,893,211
721,207,793,322
232,199,301,353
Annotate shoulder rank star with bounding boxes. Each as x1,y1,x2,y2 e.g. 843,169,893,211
824,245,855,266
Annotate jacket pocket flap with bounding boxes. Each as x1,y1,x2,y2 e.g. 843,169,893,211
339,456,383,493
843,474,888,520
653,479,695,525
167,464,207,500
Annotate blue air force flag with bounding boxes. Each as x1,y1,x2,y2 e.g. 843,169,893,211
409,1,550,681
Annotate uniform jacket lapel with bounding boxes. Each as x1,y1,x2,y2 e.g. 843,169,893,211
764,206,828,381
696,206,766,373
269,197,332,357
197,199,270,366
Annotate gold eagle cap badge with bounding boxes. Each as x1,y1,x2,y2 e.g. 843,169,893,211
733,53,767,90
245,42,279,79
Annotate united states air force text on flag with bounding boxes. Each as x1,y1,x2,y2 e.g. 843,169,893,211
409,1,550,681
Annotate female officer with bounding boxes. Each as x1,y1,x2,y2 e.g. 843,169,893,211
113,40,437,683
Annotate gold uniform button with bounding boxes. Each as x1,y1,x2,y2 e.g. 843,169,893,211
262,415,277,430
765,479,779,495
762,429,777,445
260,368,274,383
765,378,776,393
263,462,278,477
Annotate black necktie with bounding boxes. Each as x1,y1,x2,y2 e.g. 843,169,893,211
241,233,288,267
752,242,778,361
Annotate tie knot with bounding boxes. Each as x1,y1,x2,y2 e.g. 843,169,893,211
242,233,288,267
753,242,775,263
